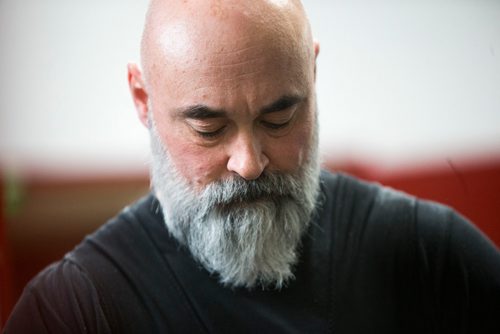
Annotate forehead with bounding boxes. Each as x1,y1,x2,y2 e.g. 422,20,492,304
152,23,309,111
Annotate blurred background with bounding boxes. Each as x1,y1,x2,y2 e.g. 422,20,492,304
1,0,499,326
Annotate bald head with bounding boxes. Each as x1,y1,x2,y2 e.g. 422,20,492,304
140,0,316,90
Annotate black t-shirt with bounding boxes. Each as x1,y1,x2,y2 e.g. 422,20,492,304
5,172,500,333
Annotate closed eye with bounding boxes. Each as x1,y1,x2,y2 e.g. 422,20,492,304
195,126,226,138
261,120,291,130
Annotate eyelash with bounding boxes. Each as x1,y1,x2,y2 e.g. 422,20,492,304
196,126,227,139
261,120,291,130
195,120,291,139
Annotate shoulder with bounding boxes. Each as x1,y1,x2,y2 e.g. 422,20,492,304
318,170,418,232
5,259,112,333
319,170,419,221
62,194,165,289
318,170,499,268
6,194,172,333
319,169,466,236
320,171,500,331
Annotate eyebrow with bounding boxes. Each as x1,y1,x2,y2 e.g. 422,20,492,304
177,105,227,119
176,94,305,120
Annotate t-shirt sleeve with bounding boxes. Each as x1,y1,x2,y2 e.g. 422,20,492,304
4,259,112,334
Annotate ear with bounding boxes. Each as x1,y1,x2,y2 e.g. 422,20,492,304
127,63,149,128
313,41,320,82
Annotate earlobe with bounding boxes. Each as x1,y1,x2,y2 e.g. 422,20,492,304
127,63,149,128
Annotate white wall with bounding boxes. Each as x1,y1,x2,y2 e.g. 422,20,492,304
1,0,499,175
0,0,149,175
309,0,500,166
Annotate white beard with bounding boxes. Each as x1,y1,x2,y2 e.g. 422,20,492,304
148,117,320,289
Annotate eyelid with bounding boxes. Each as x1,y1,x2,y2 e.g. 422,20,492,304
186,119,224,131
197,126,226,138
261,120,291,129
260,107,297,129
185,118,227,139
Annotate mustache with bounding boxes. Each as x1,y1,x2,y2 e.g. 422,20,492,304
201,171,301,207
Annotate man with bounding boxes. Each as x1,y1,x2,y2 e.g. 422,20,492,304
5,0,500,333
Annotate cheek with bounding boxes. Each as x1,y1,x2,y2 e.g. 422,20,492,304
266,125,313,172
163,136,227,187
265,107,315,172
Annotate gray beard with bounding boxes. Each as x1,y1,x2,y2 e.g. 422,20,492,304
149,119,320,289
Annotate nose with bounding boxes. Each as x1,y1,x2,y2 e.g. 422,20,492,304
226,130,269,180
